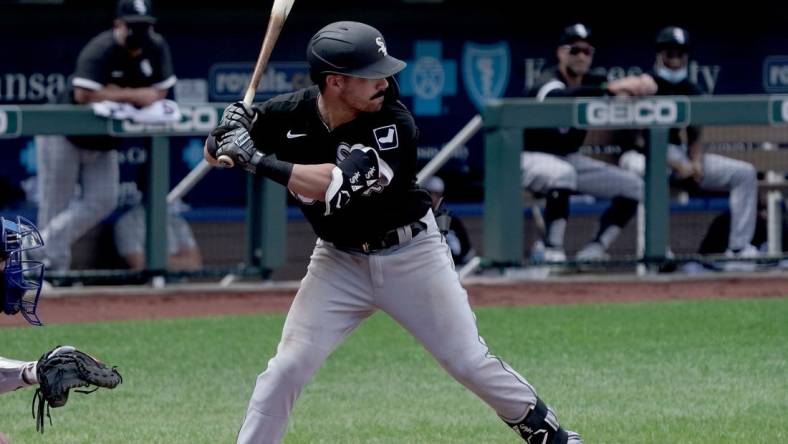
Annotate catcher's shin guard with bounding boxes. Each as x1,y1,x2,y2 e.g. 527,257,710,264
502,398,571,444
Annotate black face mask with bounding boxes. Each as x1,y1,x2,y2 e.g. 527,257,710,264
125,23,153,50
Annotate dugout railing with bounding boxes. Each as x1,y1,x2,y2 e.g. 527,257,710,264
482,95,788,269
0,104,286,284
1,96,786,283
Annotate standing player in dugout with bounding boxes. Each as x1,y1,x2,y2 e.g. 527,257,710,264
205,21,583,444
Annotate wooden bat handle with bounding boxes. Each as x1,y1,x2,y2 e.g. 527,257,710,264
217,0,294,169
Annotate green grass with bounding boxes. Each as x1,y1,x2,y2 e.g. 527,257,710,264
1,297,786,443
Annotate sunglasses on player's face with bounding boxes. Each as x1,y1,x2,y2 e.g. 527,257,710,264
563,45,595,57
661,49,687,59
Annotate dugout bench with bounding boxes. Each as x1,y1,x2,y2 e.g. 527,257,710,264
483,95,788,269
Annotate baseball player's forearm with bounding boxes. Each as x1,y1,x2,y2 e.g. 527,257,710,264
288,164,335,201
0,357,36,394
74,86,166,108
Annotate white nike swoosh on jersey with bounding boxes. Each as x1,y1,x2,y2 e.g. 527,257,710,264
287,130,307,139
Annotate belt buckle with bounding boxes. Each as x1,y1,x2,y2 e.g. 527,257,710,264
362,242,371,253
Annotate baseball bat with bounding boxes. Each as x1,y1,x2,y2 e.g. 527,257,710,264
217,0,296,168
415,114,482,185
167,159,211,204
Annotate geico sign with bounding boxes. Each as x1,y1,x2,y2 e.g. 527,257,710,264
579,99,686,127
111,106,220,135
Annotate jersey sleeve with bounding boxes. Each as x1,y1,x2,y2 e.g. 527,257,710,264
72,40,110,91
372,104,418,182
530,70,607,101
150,37,177,90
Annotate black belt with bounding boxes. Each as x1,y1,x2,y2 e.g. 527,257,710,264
333,221,428,254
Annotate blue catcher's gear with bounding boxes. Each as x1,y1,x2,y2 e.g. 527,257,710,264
1,216,45,326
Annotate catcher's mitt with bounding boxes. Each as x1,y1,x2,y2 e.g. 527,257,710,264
32,345,122,432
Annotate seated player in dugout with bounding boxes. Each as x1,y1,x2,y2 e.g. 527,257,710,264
522,23,656,262
617,26,759,263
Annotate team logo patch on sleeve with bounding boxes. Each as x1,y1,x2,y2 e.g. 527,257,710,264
373,124,399,151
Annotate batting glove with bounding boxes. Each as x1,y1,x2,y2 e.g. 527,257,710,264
215,127,265,174
219,101,258,131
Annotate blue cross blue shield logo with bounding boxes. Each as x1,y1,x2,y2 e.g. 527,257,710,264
399,41,457,116
462,42,511,111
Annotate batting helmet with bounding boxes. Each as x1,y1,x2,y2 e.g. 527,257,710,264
306,21,406,80
656,26,690,51
1,216,45,326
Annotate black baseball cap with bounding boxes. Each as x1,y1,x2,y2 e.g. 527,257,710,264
307,21,406,79
559,23,593,46
116,0,156,24
656,26,690,51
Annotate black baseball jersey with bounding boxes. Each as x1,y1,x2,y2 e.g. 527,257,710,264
524,66,609,156
62,30,176,150
248,85,432,245
652,71,704,146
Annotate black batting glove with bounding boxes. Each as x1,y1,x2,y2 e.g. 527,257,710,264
219,101,258,131
215,127,265,174
210,101,259,153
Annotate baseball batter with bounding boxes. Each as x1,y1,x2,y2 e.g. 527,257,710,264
206,21,583,444
523,23,656,261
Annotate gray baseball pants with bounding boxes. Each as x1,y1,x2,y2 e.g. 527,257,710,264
521,151,644,201
237,210,540,444
35,135,118,270
666,144,757,250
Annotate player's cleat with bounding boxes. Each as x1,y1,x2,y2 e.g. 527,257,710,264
532,240,566,263
566,430,584,444
502,398,583,444
722,244,760,272
575,241,609,261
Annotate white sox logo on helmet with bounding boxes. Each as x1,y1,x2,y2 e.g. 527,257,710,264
133,0,148,14
376,37,388,56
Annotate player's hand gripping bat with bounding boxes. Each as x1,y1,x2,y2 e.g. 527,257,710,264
217,0,295,168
